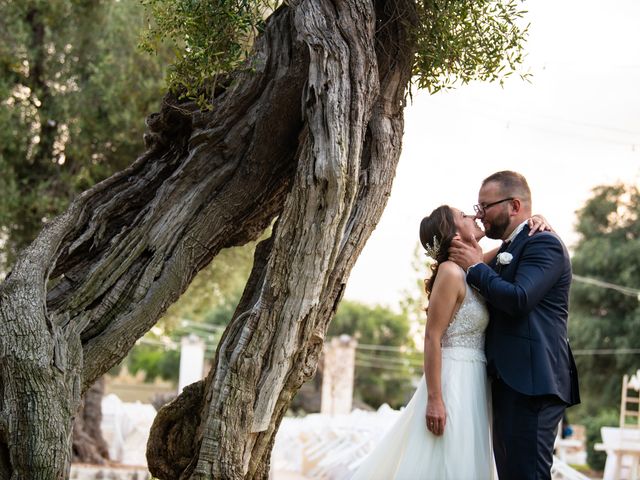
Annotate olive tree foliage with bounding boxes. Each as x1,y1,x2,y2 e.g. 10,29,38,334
139,0,282,106
141,0,528,99
0,0,528,478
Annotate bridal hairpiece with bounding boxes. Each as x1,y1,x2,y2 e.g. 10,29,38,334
424,235,441,260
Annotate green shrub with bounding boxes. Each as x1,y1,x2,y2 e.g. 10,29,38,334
583,409,619,472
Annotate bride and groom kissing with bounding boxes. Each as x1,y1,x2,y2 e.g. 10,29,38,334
352,171,581,479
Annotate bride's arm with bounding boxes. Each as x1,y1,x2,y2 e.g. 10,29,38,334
528,214,554,235
424,262,464,437
483,246,499,264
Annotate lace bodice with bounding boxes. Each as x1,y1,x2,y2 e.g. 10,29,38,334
441,282,489,351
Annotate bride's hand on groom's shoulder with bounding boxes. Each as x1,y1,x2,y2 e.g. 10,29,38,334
448,234,483,271
528,214,555,236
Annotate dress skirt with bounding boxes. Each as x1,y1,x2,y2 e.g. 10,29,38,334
350,347,495,480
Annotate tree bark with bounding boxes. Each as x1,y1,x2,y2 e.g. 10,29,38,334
72,377,109,464
148,0,417,478
0,0,416,478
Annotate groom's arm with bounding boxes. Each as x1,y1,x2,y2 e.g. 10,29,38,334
466,234,566,316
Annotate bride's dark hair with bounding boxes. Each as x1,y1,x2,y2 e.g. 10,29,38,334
419,205,457,298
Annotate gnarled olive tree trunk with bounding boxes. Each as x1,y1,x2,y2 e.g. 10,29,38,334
0,0,416,478
148,1,417,477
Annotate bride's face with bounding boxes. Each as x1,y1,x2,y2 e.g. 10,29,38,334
452,207,485,242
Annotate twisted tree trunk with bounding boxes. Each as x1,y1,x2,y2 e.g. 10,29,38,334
148,0,417,477
0,0,416,478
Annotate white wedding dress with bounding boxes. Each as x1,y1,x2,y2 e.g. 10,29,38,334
351,281,495,480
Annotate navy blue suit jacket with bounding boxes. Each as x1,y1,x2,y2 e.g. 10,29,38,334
467,225,580,406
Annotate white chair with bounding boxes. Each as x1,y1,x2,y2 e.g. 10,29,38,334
597,427,640,480
596,370,640,480
551,455,591,480
554,419,583,464
621,371,640,430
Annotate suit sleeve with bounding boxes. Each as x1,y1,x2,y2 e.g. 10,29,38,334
466,234,566,317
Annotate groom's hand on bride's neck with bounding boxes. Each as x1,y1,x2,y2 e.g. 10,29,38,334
448,234,483,270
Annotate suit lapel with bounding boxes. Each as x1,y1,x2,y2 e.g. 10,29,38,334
490,241,508,272
508,224,530,252
496,225,530,275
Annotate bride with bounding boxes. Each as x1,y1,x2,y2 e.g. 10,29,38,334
350,206,549,479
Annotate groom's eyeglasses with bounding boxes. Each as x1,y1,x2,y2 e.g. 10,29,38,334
473,197,514,216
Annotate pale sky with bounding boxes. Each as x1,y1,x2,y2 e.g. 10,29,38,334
345,0,640,308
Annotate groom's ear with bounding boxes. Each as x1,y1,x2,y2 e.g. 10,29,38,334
510,198,523,215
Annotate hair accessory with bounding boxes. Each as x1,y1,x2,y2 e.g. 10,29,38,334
424,235,441,260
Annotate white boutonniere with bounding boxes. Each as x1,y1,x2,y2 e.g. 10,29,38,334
496,252,513,265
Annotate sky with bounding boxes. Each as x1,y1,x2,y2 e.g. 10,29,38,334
344,0,640,309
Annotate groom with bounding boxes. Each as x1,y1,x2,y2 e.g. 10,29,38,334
449,171,580,480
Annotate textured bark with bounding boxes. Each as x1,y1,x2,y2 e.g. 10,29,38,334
148,0,417,478
147,381,205,479
0,201,85,479
0,0,416,478
72,377,109,464
0,4,306,477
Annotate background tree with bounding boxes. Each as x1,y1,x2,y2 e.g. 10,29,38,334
569,183,640,418
0,0,529,477
0,0,168,270
0,0,173,464
1,0,258,460
329,301,419,409
126,242,258,383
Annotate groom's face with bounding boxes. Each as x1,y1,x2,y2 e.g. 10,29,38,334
476,182,511,240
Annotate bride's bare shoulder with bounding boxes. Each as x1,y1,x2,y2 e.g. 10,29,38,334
431,261,466,300
434,261,466,286
438,260,465,277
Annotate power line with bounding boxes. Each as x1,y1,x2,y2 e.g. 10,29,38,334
355,361,422,373
466,99,640,137
137,337,177,350
572,274,640,299
572,348,640,356
356,343,640,358
537,61,640,72
356,352,422,367
179,320,226,331
356,344,412,353
355,349,640,375
459,106,640,149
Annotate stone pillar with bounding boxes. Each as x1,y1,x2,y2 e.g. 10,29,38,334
321,335,357,415
178,334,205,393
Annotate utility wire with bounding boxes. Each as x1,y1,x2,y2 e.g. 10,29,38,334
572,348,640,356
137,338,177,350
467,98,640,137
140,274,640,356
356,344,413,352
356,352,422,367
355,361,422,373
572,274,640,299
179,320,226,331
356,344,640,356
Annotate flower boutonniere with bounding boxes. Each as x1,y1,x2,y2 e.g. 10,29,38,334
496,252,513,266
